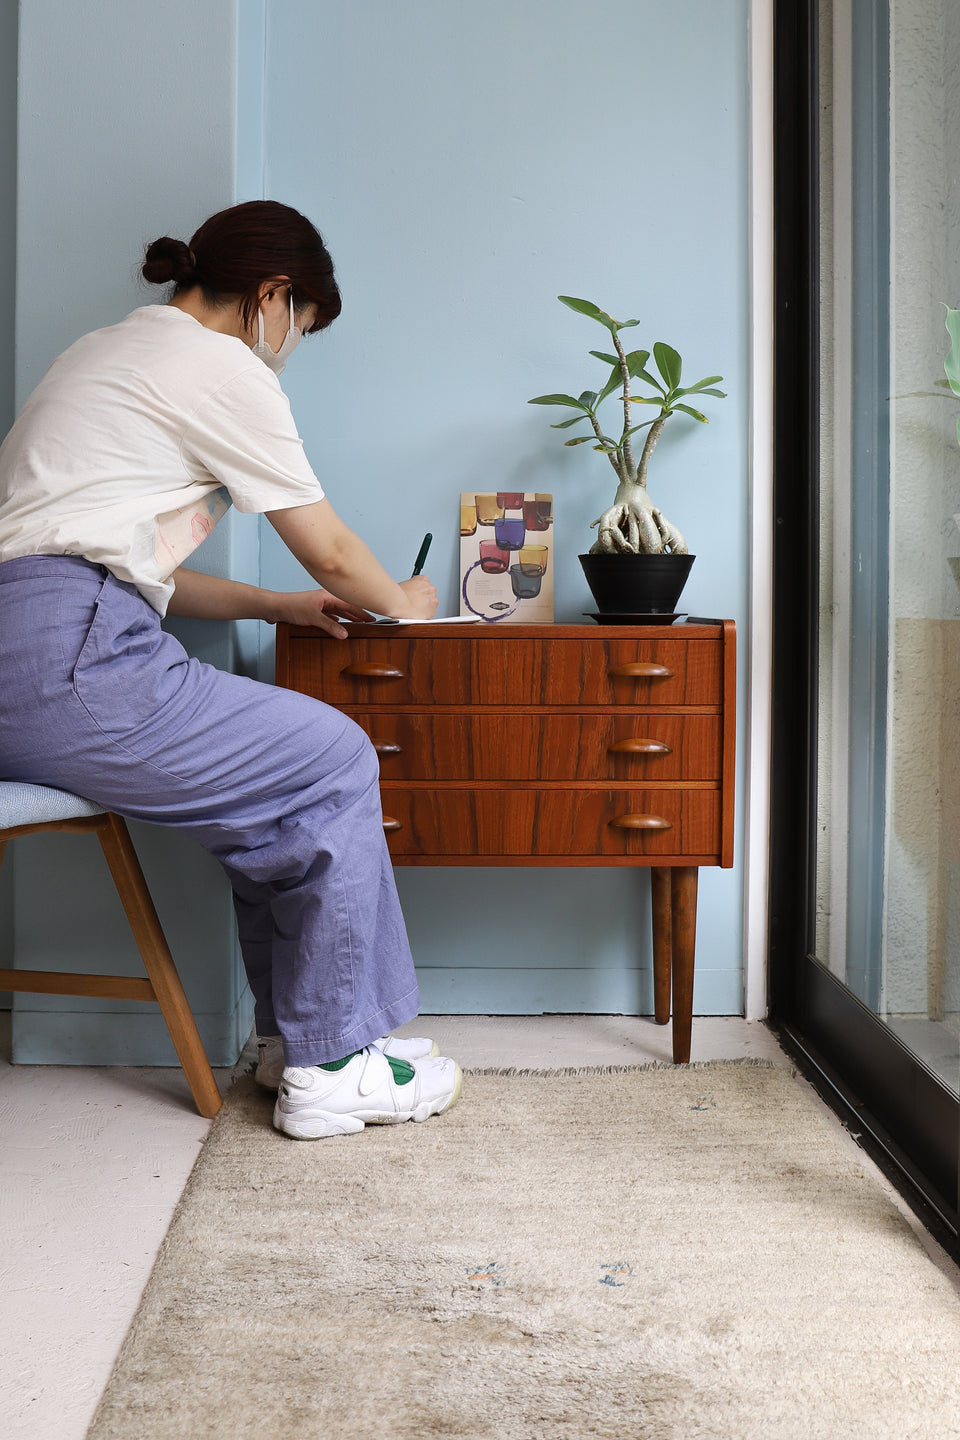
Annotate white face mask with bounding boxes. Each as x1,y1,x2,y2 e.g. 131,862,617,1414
252,292,302,375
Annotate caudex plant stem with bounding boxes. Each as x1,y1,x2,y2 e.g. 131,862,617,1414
529,297,726,555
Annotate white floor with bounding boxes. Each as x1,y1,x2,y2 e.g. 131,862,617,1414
1,1012,957,1440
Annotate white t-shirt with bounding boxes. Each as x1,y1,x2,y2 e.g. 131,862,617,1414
0,305,325,613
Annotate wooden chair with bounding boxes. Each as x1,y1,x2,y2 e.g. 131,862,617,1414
0,780,222,1118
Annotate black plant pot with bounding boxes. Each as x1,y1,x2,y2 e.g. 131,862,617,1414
579,552,695,614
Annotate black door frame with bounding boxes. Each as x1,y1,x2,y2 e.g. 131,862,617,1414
768,0,960,1253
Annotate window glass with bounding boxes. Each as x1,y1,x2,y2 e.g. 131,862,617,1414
816,0,960,1094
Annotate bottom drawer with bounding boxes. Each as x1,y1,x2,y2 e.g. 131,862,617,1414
378,787,720,859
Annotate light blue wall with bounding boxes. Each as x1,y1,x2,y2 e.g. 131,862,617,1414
5,0,752,1057
253,0,750,1014
0,0,16,988
0,0,14,431
9,0,254,1063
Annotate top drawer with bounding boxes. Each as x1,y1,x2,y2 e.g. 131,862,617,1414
280,635,723,708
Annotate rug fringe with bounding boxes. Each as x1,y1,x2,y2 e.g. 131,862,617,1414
462,1058,778,1078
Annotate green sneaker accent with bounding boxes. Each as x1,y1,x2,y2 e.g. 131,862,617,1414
386,1054,415,1086
318,1051,362,1072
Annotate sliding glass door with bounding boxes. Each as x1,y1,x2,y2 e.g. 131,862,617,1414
771,0,960,1246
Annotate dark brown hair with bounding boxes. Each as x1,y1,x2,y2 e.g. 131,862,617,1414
141,200,341,334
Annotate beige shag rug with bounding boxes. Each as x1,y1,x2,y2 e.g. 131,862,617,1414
85,1062,960,1440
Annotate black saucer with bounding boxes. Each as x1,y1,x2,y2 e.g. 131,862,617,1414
584,611,685,626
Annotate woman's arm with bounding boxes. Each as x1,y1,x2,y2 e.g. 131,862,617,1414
166,566,374,638
266,498,437,620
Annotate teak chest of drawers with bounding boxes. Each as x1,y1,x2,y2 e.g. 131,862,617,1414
275,621,736,1063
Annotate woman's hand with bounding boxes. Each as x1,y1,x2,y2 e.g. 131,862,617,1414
268,499,431,619
393,576,438,619
167,567,372,637
270,577,437,627
270,588,374,637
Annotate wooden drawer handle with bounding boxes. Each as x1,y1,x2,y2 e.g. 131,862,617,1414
608,662,673,680
372,741,403,756
609,813,673,831
342,663,406,679
608,739,673,756
382,816,403,832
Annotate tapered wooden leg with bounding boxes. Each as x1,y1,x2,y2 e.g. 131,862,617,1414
650,867,672,1025
670,866,698,1065
96,814,222,1118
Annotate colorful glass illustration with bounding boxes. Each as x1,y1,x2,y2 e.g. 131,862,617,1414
510,563,543,599
475,494,504,526
479,540,510,574
460,491,553,622
523,495,552,531
494,517,525,550
519,543,548,575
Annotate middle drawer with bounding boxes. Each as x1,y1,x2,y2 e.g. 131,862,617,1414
345,711,721,781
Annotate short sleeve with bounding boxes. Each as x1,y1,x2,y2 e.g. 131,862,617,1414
180,366,325,513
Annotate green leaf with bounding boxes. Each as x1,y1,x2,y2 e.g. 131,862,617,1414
945,307,960,397
635,367,666,394
682,374,724,392
593,444,619,453
623,419,659,436
564,435,595,447
528,393,588,409
625,350,651,378
558,295,639,333
597,364,625,406
673,403,708,422
674,384,725,399
589,350,620,366
653,342,682,391
551,415,590,429
558,296,618,332
578,390,599,409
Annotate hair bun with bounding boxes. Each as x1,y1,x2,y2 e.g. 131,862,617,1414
142,237,195,286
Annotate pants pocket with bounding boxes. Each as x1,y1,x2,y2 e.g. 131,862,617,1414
70,577,169,730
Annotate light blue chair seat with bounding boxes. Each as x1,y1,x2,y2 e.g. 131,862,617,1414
0,780,105,828
0,779,221,1117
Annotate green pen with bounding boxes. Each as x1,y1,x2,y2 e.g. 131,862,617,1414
412,533,432,576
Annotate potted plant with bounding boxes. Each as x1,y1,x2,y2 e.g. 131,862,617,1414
529,296,726,614
908,305,960,440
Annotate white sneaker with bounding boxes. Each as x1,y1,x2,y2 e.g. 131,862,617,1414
273,1048,463,1139
255,1032,440,1091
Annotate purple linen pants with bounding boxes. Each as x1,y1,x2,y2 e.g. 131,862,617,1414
0,555,420,1066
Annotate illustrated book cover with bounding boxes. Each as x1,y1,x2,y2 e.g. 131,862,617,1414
459,492,554,622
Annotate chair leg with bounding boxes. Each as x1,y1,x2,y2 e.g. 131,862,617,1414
96,814,222,1118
